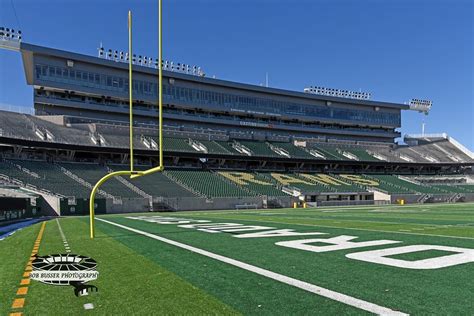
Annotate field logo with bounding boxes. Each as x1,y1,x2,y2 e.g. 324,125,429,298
30,253,99,296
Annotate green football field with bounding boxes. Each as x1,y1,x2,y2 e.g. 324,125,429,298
2,202,473,315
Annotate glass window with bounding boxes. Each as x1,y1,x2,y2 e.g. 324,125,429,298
35,65,41,79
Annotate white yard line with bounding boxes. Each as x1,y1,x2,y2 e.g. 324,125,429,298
56,219,93,304
56,218,71,253
97,217,408,316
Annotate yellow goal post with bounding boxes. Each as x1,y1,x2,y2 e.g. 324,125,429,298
89,1,164,239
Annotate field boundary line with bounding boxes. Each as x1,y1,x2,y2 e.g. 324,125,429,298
10,221,46,315
185,215,474,240
97,217,408,316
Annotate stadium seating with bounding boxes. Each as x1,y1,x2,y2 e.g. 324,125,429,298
198,140,234,155
343,148,380,161
326,174,370,192
112,166,197,197
2,111,473,164
162,137,196,152
0,159,91,197
364,175,447,194
303,173,368,192
360,175,415,194
237,141,281,157
311,146,347,160
455,185,474,193
259,173,336,193
270,142,315,159
213,141,244,155
58,162,141,198
218,172,289,196
432,185,470,194
165,170,256,198
2,156,473,202
0,111,36,140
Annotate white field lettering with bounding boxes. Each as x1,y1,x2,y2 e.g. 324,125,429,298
126,216,474,269
276,236,401,253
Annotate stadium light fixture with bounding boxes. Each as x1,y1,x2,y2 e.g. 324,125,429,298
304,86,372,100
408,98,432,115
98,43,205,76
0,26,22,43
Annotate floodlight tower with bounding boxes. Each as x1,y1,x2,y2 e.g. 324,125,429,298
407,98,433,136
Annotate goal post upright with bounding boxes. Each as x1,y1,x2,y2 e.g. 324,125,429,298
89,1,164,239
130,0,164,178
128,10,134,173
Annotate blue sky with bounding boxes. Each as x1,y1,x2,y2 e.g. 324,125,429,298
1,0,472,149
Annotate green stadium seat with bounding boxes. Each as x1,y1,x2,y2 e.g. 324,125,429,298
165,170,256,198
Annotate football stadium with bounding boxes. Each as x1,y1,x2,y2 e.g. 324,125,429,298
1,1,473,315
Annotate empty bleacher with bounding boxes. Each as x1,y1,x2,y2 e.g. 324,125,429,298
271,142,315,159
311,145,347,160
162,137,196,152
258,173,330,193
218,171,288,196
2,111,473,165
237,141,281,157
0,159,90,197
118,166,197,197
165,170,256,198
58,162,140,198
0,111,38,140
214,141,243,155
432,185,470,194
344,148,380,161
455,185,474,193
363,175,448,194
198,140,233,155
1,156,472,204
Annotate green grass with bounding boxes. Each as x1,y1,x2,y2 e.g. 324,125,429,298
1,202,473,315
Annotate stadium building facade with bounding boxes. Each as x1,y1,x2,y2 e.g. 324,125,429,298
22,43,404,143
0,38,473,218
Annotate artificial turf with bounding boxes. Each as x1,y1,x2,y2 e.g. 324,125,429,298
1,202,473,315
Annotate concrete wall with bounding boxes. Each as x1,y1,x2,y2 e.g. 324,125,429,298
390,194,423,204
105,198,150,214
371,190,391,202
317,200,376,207
101,193,474,214
389,193,474,204
157,196,264,212
21,187,61,216
461,193,474,202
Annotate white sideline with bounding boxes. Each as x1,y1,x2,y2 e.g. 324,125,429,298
97,218,408,316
